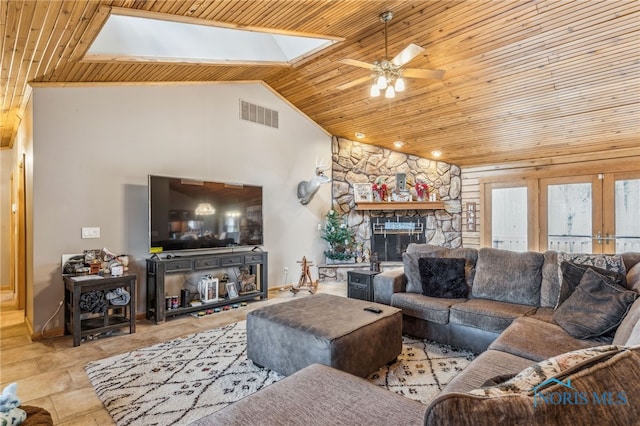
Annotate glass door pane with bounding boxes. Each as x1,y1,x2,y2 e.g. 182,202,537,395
491,187,528,251
547,182,593,253
614,178,640,253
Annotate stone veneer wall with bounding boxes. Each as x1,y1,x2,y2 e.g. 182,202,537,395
330,137,462,259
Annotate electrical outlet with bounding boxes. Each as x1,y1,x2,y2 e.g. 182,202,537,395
81,227,100,239
317,223,322,231
284,267,288,273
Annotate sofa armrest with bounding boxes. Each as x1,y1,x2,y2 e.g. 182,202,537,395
374,268,407,305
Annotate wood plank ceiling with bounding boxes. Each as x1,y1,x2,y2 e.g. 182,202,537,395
1,0,639,167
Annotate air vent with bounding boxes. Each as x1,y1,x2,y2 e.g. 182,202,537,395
240,100,279,129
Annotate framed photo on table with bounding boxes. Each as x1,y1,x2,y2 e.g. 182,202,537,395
353,183,373,202
226,282,239,299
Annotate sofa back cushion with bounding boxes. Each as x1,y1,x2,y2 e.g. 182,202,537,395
472,248,543,306
613,297,640,346
626,261,640,293
444,248,478,290
539,251,560,308
403,249,447,294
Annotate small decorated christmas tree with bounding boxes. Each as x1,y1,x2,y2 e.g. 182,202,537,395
321,210,355,262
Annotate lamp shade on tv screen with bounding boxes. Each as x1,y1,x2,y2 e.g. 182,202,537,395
149,175,263,253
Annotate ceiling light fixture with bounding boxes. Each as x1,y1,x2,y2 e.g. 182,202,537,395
393,141,405,148
431,150,442,158
355,132,365,139
195,203,216,215
369,12,406,99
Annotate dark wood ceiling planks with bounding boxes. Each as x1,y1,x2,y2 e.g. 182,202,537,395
1,0,639,167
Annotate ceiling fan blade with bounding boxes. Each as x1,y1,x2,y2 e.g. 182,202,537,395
337,75,372,90
339,58,375,70
402,68,445,80
391,43,425,67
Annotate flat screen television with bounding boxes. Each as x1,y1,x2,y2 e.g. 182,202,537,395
148,175,263,253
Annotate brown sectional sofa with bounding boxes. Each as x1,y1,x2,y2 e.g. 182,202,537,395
192,245,640,425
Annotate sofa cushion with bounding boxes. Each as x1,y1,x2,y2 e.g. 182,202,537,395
488,317,613,362
449,299,536,334
391,292,464,325
441,349,534,395
443,248,478,289
613,297,640,346
403,249,447,294
469,345,620,397
553,268,637,339
557,261,627,307
626,261,640,293
419,257,468,298
191,363,427,426
539,251,560,308
425,346,640,426
472,248,543,306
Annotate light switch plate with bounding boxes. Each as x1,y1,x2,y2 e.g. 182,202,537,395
81,227,100,239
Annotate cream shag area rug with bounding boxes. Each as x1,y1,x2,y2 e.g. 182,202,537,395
86,321,475,426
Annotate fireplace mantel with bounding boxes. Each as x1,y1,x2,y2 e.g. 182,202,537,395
355,201,445,211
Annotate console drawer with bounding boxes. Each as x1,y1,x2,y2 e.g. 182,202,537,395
244,254,264,263
164,259,193,273
220,255,243,266
194,257,221,270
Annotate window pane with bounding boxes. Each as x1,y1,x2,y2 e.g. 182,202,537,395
547,183,592,253
491,187,527,251
615,178,640,253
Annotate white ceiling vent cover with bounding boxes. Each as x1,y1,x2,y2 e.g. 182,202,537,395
240,100,279,129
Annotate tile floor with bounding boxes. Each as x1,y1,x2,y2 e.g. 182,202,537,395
0,281,347,425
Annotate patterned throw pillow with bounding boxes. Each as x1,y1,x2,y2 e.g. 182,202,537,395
555,252,626,308
469,345,621,397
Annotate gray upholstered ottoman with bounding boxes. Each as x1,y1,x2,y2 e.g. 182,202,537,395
247,293,402,377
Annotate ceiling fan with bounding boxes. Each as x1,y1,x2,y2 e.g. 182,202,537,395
338,11,445,97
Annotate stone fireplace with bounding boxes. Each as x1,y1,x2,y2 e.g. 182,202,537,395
329,137,462,262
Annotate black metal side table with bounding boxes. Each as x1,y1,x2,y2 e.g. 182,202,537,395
347,270,380,302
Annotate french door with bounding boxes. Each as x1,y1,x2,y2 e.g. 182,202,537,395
541,172,640,254
485,172,640,254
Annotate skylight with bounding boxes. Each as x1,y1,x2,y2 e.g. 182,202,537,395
85,9,341,65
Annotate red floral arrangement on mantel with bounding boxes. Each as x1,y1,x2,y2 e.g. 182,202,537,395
372,179,388,201
415,181,429,201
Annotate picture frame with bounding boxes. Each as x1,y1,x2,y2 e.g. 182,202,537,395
353,183,373,202
226,282,239,299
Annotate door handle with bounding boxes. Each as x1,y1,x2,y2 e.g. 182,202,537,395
595,232,602,245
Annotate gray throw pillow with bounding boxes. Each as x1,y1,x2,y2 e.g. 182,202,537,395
557,261,627,307
553,268,638,339
418,257,468,298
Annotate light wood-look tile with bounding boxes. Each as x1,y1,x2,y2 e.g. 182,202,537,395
0,281,347,424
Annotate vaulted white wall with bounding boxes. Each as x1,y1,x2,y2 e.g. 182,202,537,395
31,82,331,334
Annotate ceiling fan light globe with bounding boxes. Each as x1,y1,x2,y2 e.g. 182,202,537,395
376,75,388,89
370,85,381,97
395,78,405,92
385,85,395,98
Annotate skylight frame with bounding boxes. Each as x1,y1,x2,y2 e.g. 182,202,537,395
81,7,344,67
